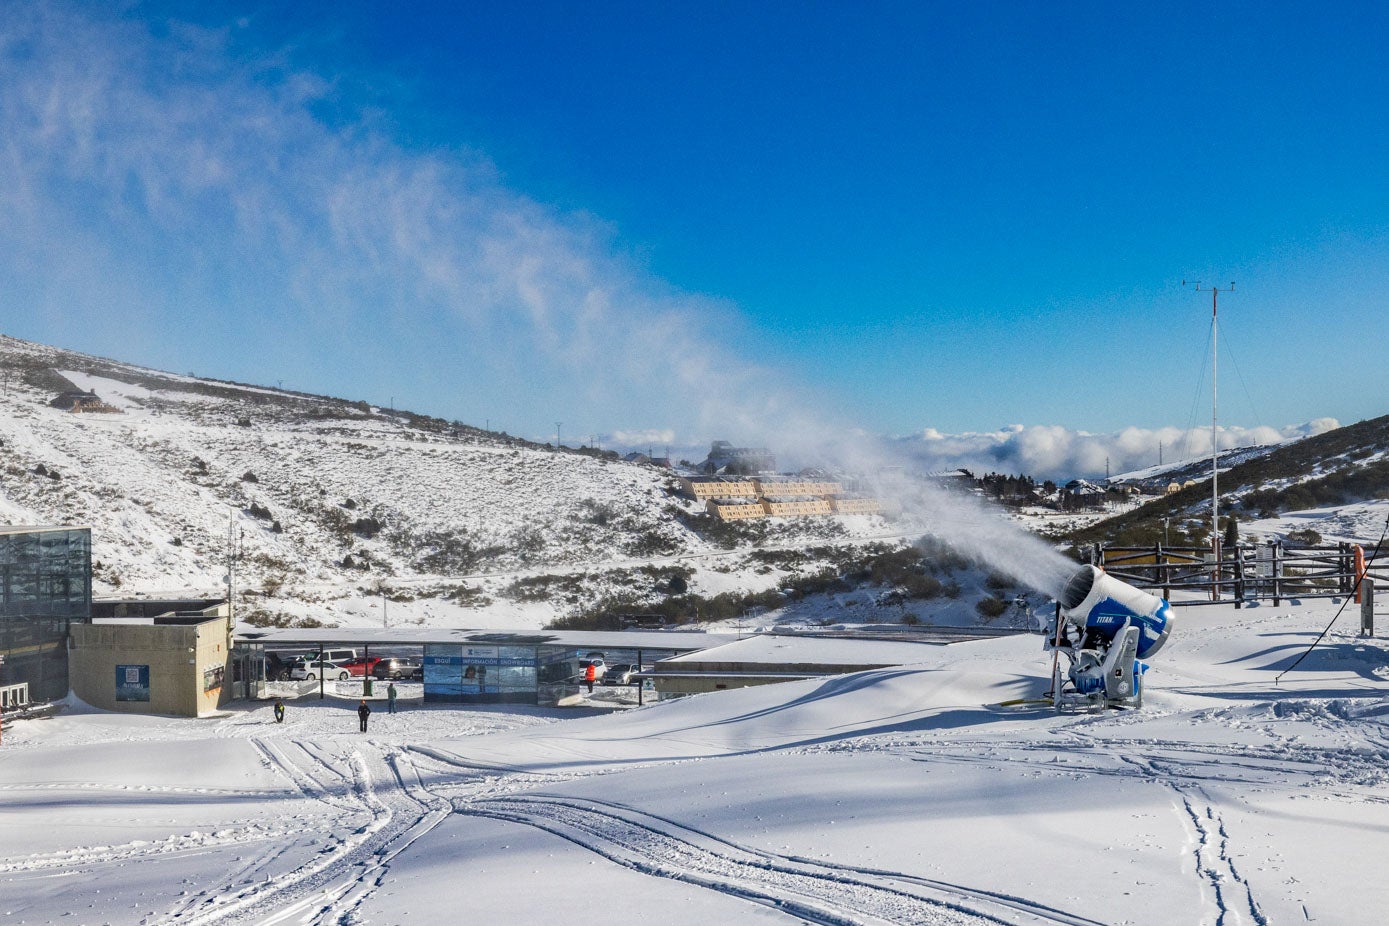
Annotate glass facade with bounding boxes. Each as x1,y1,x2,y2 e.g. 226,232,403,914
0,528,92,703
424,643,537,703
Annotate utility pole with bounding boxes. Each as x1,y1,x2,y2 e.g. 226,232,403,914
225,509,243,625
1185,280,1235,591
555,421,562,449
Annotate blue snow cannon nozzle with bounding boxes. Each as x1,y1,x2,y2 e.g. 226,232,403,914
1059,565,1173,660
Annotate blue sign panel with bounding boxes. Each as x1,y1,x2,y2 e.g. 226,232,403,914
116,664,150,702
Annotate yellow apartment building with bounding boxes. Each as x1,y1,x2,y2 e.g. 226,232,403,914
706,497,768,520
830,496,884,515
762,496,834,517
680,476,759,501
753,476,842,497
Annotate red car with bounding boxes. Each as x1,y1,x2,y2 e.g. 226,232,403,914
339,656,382,677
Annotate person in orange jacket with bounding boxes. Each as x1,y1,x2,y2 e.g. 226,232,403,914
583,661,597,694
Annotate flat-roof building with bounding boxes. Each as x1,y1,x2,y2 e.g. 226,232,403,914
0,525,91,705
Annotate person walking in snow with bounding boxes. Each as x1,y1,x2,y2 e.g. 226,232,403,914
357,699,371,733
386,682,397,713
583,661,597,694
273,699,285,723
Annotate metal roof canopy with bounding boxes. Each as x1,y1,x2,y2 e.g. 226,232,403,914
235,626,736,652
0,524,92,535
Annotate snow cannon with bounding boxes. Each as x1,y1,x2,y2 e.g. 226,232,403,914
1058,565,1173,659
1047,565,1174,712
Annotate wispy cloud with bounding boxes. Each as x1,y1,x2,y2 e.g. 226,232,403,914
0,3,794,443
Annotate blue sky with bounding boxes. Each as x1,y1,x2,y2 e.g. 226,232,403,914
2,1,1386,476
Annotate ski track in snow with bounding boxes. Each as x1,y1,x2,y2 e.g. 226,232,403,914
10,729,1110,926
137,739,592,926
457,793,1101,926
5,700,1385,923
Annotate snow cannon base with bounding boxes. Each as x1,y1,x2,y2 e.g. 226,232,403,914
1047,566,1174,712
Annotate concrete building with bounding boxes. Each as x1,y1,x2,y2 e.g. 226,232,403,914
701,441,776,475
49,390,121,414
69,609,233,717
647,634,940,695
646,629,1025,696
0,525,92,706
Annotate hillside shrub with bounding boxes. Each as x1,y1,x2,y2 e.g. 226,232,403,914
352,517,383,539
975,596,1010,621
985,572,1015,590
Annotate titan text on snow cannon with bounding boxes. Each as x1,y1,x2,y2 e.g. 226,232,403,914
1046,565,1174,711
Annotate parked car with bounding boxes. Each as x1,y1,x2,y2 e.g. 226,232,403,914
372,658,423,680
580,657,606,680
602,663,640,685
339,656,382,677
289,658,351,681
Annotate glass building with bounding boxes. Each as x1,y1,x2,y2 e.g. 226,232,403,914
0,526,92,703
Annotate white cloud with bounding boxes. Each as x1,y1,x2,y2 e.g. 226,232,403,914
605,429,678,448
896,419,1341,482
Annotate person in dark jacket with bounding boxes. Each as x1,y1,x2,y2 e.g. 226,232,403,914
273,699,285,723
357,699,371,732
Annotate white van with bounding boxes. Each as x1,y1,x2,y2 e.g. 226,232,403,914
293,648,357,665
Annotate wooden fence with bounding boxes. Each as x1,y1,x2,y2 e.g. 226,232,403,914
1088,541,1388,607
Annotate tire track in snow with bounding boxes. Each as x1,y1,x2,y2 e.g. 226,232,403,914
460,794,1103,926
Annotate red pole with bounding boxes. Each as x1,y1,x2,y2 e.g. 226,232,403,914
1355,545,1367,604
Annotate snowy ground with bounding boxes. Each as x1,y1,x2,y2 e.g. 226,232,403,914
5,597,1389,925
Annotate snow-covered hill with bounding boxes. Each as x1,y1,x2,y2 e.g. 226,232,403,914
0,335,898,629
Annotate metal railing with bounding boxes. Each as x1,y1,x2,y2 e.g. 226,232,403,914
1089,541,1387,606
